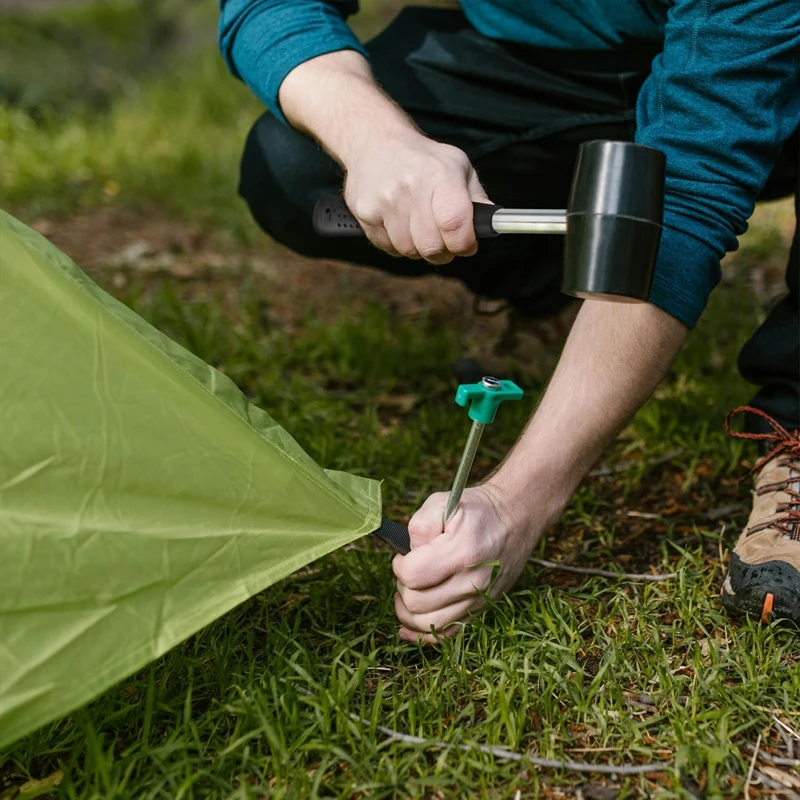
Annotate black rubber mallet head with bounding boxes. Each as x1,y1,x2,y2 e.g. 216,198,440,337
313,140,666,303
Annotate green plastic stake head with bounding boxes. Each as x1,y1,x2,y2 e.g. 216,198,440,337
454,376,524,424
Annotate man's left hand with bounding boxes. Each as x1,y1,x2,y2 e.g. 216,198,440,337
392,483,543,643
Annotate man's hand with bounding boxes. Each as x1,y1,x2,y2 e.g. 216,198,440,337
279,50,489,264
342,133,489,264
393,482,555,643
394,301,689,642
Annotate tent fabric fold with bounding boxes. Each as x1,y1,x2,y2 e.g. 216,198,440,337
0,210,382,749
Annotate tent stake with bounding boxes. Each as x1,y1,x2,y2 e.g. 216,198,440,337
444,376,523,528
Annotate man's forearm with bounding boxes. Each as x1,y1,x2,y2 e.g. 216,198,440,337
489,300,688,523
277,49,489,262
278,50,420,166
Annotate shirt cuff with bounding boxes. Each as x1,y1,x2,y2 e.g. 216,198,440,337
648,220,722,328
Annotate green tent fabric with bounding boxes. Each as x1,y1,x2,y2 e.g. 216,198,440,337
0,210,382,749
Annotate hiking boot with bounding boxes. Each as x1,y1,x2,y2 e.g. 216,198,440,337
721,406,800,625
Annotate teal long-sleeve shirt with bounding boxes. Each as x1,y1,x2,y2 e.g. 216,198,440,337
218,0,800,329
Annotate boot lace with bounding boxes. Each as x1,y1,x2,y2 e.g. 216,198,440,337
724,406,800,541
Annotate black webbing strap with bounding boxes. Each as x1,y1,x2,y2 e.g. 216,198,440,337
370,518,411,555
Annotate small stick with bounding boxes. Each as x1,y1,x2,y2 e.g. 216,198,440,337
747,745,800,769
530,558,677,582
751,769,789,792
290,683,669,775
745,744,800,769
588,448,684,477
365,716,668,774
745,734,762,799
774,716,800,742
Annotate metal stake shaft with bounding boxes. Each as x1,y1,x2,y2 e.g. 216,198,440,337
443,420,485,527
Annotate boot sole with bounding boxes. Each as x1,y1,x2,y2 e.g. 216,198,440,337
721,553,800,626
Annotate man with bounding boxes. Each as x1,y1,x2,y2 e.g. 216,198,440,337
218,0,800,635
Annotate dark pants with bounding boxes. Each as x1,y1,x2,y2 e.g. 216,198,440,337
239,7,799,432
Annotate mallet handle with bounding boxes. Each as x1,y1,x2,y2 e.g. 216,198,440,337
312,195,566,238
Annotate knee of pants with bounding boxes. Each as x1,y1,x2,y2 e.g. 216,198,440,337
239,113,342,255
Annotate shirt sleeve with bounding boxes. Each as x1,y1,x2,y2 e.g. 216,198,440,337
218,0,367,125
635,0,800,328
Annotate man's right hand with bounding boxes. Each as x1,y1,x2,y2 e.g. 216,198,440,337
341,132,490,264
279,50,490,265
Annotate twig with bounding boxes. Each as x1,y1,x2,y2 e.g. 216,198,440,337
753,707,800,717
291,684,669,775
626,511,662,520
745,734,762,799
774,716,800,743
779,730,796,761
752,769,793,792
530,558,677,582
745,745,800,769
704,503,748,521
365,717,668,774
774,715,800,761
588,448,684,478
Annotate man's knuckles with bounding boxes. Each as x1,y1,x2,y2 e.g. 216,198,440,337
416,240,452,262
436,207,472,235
392,553,433,589
407,503,445,541
397,588,429,615
351,199,383,227
394,594,464,633
417,491,449,514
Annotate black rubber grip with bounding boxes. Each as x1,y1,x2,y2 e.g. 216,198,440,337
472,202,502,238
313,195,364,237
370,518,411,555
313,195,502,239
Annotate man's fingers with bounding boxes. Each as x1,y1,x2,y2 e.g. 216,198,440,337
393,529,483,590
383,215,422,260
431,184,478,257
398,622,468,644
407,491,447,547
467,168,491,205
409,206,452,265
396,568,491,615
358,219,396,254
394,591,480,636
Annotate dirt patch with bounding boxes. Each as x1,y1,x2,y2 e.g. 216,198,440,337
19,197,795,378
24,204,558,373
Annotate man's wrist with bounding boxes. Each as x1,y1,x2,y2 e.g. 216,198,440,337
336,118,424,171
482,461,574,536
279,50,423,168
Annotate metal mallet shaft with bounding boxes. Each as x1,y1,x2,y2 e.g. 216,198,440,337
488,209,566,234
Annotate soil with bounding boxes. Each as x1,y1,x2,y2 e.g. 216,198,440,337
16,197,795,379
22,204,541,371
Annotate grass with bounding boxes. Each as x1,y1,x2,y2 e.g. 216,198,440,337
0,2,798,798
